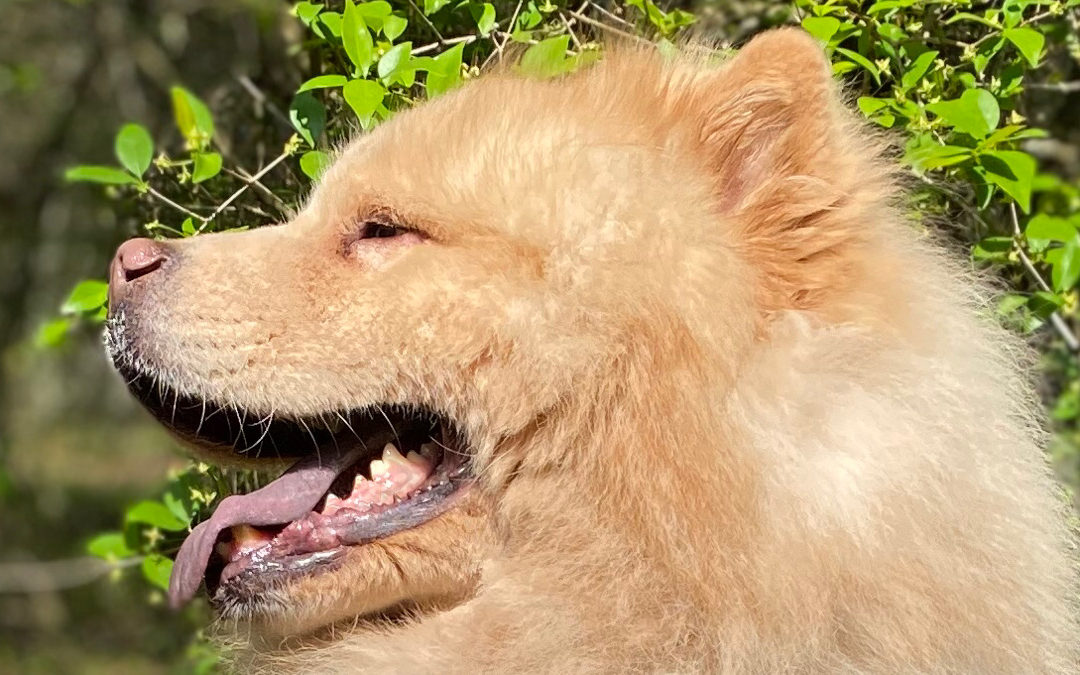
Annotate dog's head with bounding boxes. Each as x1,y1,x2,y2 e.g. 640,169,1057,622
106,29,880,637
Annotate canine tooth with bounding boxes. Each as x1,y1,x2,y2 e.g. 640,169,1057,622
406,450,431,467
369,459,390,479
382,443,407,465
323,494,343,514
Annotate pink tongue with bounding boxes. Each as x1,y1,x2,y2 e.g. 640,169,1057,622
168,448,363,608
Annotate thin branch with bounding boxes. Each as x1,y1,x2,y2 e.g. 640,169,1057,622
1027,81,1080,93
235,75,294,131
413,34,479,56
1009,203,1080,351
199,150,291,232
567,9,650,45
0,556,143,593
406,0,446,43
145,185,207,222
584,0,633,29
484,0,523,68
559,12,584,49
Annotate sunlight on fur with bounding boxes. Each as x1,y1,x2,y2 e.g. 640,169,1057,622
108,28,1078,673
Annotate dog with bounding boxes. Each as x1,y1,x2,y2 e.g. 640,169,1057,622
105,28,1078,672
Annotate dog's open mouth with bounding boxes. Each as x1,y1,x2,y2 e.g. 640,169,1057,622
116,367,471,609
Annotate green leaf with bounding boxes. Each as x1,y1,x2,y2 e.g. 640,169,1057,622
162,491,190,524
342,78,386,126
382,14,408,40
64,165,138,185
834,48,880,84
355,1,392,30
87,532,133,560
925,88,999,139
980,150,1036,212
1025,214,1076,243
1051,239,1080,291
114,123,153,177
425,42,465,97
901,50,938,90
423,0,452,15
294,1,324,25
297,74,348,92
342,0,375,75
801,16,840,43
125,500,188,531
62,279,108,314
377,42,412,84
907,144,972,171
857,97,889,116
141,554,173,591
519,36,572,79
35,317,71,348
300,150,333,180
181,217,196,236
191,152,222,184
1029,290,1064,318
1003,27,1045,68
315,11,343,38
972,236,1013,262
473,2,496,35
289,92,326,147
867,0,917,13
1052,387,1080,421
170,86,215,147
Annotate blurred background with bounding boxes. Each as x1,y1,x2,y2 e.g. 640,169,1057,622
0,2,293,671
1,0,1077,672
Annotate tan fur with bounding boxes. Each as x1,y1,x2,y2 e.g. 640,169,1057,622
125,30,1077,672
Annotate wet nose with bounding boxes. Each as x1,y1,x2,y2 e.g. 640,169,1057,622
108,238,168,310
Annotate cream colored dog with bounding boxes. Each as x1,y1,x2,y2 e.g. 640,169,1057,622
105,29,1077,672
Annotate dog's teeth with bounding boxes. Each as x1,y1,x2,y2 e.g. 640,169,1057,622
323,494,342,515
369,459,390,479
419,442,438,460
383,443,408,466
406,450,431,468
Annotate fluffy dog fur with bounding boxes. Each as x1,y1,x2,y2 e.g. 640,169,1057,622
115,29,1077,672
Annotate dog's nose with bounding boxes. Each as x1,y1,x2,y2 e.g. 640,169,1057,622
108,238,168,311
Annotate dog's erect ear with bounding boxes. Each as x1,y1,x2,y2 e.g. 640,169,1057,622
690,29,882,312
698,28,839,212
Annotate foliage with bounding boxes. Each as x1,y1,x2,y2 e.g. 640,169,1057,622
47,0,1080,666
792,0,1080,497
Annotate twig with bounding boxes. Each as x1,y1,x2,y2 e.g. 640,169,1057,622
1009,203,1080,351
413,34,479,56
484,0,523,68
584,0,633,29
406,0,446,43
1027,81,1080,93
567,9,650,44
146,185,207,222
559,12,584,49
199,150,291,232
235,75,294,131
0,556,142,593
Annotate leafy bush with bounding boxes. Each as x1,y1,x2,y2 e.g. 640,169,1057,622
50,0,1080,665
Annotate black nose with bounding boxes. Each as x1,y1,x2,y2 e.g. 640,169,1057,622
108,238,168,312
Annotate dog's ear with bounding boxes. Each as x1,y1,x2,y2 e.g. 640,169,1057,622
690,29,884,312
698,29,838,211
